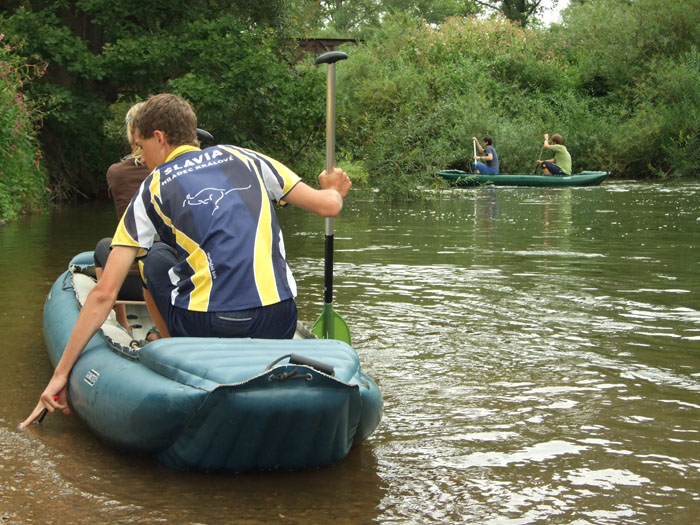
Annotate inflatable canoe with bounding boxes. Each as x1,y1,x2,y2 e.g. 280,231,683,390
438,170,609,187
42,252,382,472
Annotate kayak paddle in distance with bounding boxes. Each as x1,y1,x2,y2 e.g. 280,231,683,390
533,144,544,174
311,50,352,344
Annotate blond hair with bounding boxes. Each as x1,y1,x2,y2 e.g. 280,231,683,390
124,102,145,162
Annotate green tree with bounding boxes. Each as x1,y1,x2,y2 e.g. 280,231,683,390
560,0,700,176
0,0,316,200
473,0,557,26
310,0,479,37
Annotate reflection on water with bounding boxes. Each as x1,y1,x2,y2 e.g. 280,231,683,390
2,183,700,523
1,420,384,523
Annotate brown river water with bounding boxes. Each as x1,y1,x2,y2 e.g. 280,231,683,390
1,181,699,524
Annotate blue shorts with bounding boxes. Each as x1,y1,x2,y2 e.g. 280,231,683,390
142,242,298,339
471,162,498,175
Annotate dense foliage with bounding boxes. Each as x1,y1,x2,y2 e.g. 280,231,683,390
334,0,700,197
0,32,48,220
561,0,700,179
0,0,698,216
308,0,553,35
338,14,578,198
0,0,327,205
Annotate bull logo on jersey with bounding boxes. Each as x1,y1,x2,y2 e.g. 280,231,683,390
183,185,251,215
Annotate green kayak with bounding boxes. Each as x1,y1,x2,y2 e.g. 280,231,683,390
438,170,609,187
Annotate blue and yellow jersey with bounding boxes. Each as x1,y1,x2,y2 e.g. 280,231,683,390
112,145,301,312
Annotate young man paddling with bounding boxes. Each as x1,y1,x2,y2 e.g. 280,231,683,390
21,93,351,428
537,133,572,175
471,136,499,175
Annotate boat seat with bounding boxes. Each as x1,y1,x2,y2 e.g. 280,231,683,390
71,271,142,358
138,337,363,391
72,272,120,328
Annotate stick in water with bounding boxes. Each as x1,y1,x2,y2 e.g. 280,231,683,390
37,395,59,424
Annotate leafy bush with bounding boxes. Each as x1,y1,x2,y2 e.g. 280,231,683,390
333,2,700,198
614,50,700,178
337,15,584,197
0,33,49,221
2,0,700,207
561,0,700,178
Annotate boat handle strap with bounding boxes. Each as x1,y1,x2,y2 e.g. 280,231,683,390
265,353,335,377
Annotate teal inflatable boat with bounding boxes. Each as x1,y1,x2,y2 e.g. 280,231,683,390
43,252,382,472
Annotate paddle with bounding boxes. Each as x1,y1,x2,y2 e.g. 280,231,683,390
472,138,477,172
533,144,544,174
196,128,214,143
311,51,351,344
